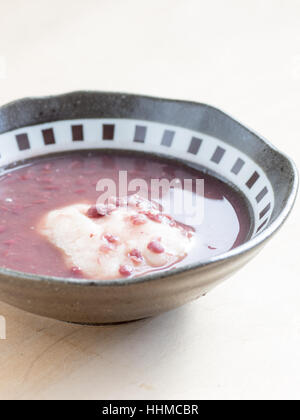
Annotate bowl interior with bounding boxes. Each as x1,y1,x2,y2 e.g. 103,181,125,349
0,90,297,256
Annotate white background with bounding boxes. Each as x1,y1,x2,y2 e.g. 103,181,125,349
0,0,299,400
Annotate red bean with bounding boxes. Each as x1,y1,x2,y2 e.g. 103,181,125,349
129,249,142,259
70,266,83,277
99,244,112,253
129,249,143,264
130,214,147,225
4,239,16,246
43,185,60,191
147,240,164,254
43,163,52,171
104,234,119,244
145,211,162,223
69,161,82,169
36,177,53,184
119,264,134,277
76,177,85,186
32,200,47,205
87,205,106,218
11,204,24,215
20,174,31,181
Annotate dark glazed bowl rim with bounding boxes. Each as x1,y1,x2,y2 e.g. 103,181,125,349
0,91,298,287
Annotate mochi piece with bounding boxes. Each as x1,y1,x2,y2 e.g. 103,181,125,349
38,196,194,280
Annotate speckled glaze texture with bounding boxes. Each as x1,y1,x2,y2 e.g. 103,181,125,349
0,92,297,324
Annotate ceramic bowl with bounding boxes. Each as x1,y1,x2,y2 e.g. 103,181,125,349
0,91,297,324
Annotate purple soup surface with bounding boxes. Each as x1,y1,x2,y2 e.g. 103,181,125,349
0,152,251,278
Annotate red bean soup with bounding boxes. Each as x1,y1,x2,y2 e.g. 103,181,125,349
0,152,251,280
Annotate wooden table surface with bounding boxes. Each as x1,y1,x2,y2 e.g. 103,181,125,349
0,0,299,400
